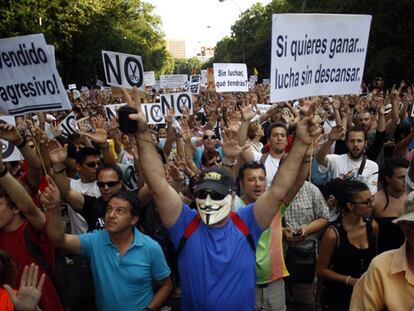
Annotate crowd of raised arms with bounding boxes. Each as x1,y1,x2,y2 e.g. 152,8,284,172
0,77,413,311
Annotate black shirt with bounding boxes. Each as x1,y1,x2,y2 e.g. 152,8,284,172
79,195,108,231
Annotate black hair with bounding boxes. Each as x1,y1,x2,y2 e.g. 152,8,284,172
237,161,266,196
266,121,288,139
346,125,368,141
75,147,100,165
380,156,409,211
335,179,370,216
0,250,17,287
109,190,142,218
97,163,124,183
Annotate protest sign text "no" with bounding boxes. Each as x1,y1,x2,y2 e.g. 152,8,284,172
102,51,144,90
160,92,193,116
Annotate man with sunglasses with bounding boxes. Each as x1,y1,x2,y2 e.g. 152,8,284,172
49,141,124,232
124,87,321,310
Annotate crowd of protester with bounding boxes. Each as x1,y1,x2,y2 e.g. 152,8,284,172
0,77,413,311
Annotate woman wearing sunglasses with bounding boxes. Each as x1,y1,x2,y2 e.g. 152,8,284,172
316,179,378,311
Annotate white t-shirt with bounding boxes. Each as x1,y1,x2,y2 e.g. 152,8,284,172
264,154,281,189
326,153,379,193
66,179,101,234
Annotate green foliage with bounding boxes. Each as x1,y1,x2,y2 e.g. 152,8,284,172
213,0,414,84
173,57,203,75
0,0,173,85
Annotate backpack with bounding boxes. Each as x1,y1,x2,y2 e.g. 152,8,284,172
24,227,95,308
176,211,255,256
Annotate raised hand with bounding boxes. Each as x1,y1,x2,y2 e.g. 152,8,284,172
4,264,45,311
40,175,61,211
328,125,345,141
0,123,23,144
222,127,249,158
241,103,258,122
47,139,68,164
295,102,322,145
79,115,108,144
122,87,148,133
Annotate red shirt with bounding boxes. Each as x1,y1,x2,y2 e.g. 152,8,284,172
0,288,14,311
0,221,64,311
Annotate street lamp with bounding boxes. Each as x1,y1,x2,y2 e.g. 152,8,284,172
218,0,245,63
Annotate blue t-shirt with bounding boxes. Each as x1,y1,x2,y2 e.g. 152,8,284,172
169,204,262,311
80,228,171,311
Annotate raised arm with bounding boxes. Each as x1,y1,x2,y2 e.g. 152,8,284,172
0,146,45,231
0,124,43,187
41,176,81,255
47,140,85,211
124,87,182,228
238,103,258,162
253,107,321,229
315,126,344,167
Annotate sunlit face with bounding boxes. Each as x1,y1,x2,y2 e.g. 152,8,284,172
79,155,100,182
203,130,216,150
346,131,366,160
97,169,122,202
104,197,138,233
268,126,287,154
158,128,167,139
240,168,266,201
358,112,372,131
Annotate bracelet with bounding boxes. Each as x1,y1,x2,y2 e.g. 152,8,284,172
345,275,351,286
53,167,66,174
0,166,7,177
14,135,27,148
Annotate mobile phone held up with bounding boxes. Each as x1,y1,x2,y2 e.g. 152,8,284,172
118,106,138,134
292,229,302,237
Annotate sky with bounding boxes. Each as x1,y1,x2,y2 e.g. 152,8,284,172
147,0,272,58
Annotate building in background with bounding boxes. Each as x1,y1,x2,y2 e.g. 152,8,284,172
166,39,186,59
197,46,215,62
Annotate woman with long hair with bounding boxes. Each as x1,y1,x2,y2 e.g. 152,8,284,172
316,179,378,311
373,156,408,253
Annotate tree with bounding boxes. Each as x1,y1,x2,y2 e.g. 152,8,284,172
173,57,203,75
0,0,173,85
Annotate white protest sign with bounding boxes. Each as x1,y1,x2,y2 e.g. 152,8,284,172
160,92,193,116
102,50,144,90
262,78,270,85
190,75,201,83
249,75,258,83
96,79,104,87
144,71,156,86
189,82,201,94
104,103,126,121
201,70,208,84
270,14,371,102
257,104,273,114
142,103,165,124
213,63,249,93
68,84,77,90
0,116,23,162
59,112,79,136
0,34,71,116
159,75,188,89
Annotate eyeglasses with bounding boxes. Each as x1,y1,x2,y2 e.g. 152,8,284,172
195,189,228,200
350,197,374,206
203,135,216,140
84,161,101,168
97,181,119,188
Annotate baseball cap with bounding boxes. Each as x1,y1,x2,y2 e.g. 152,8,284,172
393,191,414,223
194,167,234,195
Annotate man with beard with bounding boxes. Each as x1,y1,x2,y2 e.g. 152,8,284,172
123,87,321,311
316,125,378,193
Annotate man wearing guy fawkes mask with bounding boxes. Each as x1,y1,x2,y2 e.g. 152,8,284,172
194,168,234,226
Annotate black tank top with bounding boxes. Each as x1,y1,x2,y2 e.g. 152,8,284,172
375,217,405,253
322,217,377,310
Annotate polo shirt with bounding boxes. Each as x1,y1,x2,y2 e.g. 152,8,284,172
350,242,414,311
169,203,262,311
80,227,171,311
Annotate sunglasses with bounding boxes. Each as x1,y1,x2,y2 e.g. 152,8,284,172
84,161,101,168
195,189,228,200
350,197,374,206
97,181,119,188
203,135,216,140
